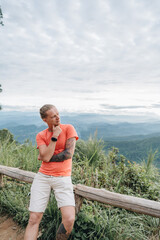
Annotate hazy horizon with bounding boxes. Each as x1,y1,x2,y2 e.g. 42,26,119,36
1,109,160,125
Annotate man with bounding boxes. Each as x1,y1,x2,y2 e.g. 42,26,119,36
24,104,78,240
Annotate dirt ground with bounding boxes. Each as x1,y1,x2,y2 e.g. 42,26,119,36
0,215,25,240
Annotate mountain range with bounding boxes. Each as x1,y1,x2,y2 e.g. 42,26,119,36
1,111,160,140
1,111,160,168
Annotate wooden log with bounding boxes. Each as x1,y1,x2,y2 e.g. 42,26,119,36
75,184,160,218
0,165,35,183
1,165,160,218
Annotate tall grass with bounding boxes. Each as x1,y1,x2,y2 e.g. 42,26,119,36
0,132,160,239
0,138,40,172
142,149,159,175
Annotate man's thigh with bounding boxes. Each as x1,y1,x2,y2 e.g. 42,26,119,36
29,173,51,212
52,176,75,209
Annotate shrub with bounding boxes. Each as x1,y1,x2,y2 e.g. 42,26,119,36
0,133,160,239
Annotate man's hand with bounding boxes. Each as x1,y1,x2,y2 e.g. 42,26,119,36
37,125,62,162
52,125,62,138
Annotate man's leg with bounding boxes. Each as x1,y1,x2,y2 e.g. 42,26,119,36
56,206,75,240
25,173,51,239
24,212,43,240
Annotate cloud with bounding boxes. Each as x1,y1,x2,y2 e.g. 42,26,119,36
100,103,160,116
100,104,148,110
1,104,38,112
152,103,160,108
0,0,160,117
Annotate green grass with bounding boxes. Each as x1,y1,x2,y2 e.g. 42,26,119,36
0,138,40,172
0,131,160,240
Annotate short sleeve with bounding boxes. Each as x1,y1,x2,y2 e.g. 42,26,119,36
66,125,79,141
36,133,46,148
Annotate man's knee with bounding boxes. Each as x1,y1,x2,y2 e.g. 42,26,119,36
61,206,75,232
63,214,75,233
67,214,75,226
28,212,43,226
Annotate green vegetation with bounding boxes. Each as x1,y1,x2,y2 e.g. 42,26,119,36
0,129,160,239
0,7,4,26
3,121,160,169
104,137,160,169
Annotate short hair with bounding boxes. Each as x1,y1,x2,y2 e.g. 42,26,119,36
39,104,55,119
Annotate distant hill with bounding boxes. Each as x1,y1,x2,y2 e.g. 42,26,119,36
1,111,160,142
0,111,42,127
104,136,160,169
78,122,160,140
7,125,45,144
1,111,159,127
1,111,160,169
3,121,160,144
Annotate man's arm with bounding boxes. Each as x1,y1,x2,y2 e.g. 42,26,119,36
38,142,57,162
38,125,62,162
49,137,76,162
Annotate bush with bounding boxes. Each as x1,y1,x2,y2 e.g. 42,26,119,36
0,133,160,239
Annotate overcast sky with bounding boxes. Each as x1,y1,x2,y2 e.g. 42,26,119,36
0,0,160,120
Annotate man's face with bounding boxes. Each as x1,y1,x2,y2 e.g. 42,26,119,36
43,107,60,127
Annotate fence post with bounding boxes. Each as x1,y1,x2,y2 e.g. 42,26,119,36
75,194,84,215
0,173,3,188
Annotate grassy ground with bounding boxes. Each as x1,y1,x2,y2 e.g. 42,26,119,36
0,132,160,239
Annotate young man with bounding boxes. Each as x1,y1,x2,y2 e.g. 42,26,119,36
24,104,78,240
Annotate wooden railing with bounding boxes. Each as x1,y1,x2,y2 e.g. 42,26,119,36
0,165,160,218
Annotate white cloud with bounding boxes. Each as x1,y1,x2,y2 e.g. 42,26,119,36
0,0,160,120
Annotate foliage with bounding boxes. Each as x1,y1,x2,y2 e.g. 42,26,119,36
142,149,158,174
0,181,30,226
104,137,160,169
71,202,159,240
0,6,4,26
0,128,14,143
74,132,106,169
0,130,40,172
73,145,160,201
0,132,160,239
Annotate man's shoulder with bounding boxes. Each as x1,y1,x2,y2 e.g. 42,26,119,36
61,124,78,140
60,124,74,130
60,123,73,127
36,128,48,137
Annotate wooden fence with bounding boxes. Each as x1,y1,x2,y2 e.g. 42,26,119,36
0,165,160,217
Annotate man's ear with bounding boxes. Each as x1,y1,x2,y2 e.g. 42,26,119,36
43,118,47,123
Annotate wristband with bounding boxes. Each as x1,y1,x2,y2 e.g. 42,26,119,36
51,137,57,142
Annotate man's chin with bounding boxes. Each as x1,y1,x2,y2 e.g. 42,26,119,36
54,122,60,126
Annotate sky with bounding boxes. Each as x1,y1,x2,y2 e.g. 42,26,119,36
0,0,160,120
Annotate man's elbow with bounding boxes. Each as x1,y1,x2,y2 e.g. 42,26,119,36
66,151,72,159
38,154,50,162
43,158,50,162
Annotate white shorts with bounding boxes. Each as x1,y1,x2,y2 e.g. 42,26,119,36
29,172,75,212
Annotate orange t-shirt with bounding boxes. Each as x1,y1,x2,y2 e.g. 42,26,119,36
36,124,78,176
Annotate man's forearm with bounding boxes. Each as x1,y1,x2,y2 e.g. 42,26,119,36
49,150,72,162
49,137,76,162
